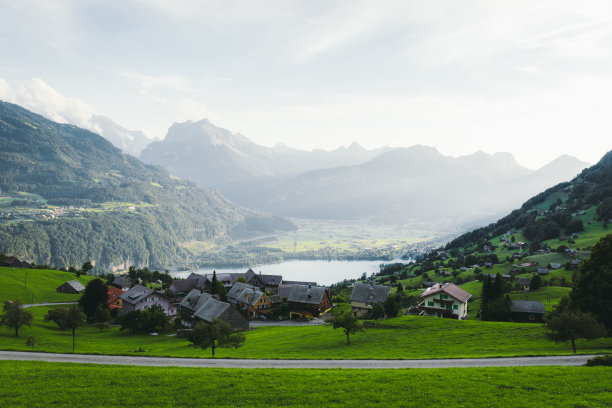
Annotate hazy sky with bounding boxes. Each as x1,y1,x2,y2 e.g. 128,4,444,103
1,0,611,169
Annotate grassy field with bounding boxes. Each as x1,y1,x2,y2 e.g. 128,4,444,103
0,267,97,304
0,361,610,407
2,307,610,359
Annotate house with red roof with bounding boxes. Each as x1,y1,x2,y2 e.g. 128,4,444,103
107,286,125,310
418,283,472,320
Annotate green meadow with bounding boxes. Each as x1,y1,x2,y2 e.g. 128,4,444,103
0,361,610,408
2,307,610,359
0,267,97,304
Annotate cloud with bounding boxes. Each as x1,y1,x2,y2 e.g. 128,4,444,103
120,71,193,93
0,77,101,133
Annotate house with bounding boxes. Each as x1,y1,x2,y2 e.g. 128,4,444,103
509,300,546,322
179,289,248,330
1,256,32,268
417,283,471,320
516,278,531,292
422,281,437,288
226,282,272,319
56,279,85,294
287,284,332,319
569,259,582,270
112,275,132,291
484,263,493,269
549,263,562,270
277,281,317,299
168,278,202,296
537,267,549,275
107,286,125,310
246,269,283,294
119,284,175,316
349,283,392,317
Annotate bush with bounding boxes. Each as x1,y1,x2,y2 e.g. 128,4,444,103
585,355,612,367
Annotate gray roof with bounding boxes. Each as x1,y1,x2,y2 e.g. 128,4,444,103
113,275,131,287
169,278,201,293
250,273,283,287
517,278,531,286
179,289,205,309
120,284,157,305
510,300,546,314
63,280,85,292
226,282,265,306
349,283,391,304
282,280,317,286
287,285,328,305
193,298,231,323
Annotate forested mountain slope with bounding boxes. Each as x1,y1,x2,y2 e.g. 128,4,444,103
0,101,295,271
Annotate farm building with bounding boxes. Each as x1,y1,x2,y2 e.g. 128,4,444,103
56,279,85,294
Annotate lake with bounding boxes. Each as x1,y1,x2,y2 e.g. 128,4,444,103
171,259,408,286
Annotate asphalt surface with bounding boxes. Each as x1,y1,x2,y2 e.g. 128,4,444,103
0,351,596,369
23,302,78,309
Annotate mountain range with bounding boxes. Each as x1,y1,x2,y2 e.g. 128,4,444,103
0,101,295,271
139,119,589,228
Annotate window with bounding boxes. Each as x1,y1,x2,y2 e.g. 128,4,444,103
453,305,458,310
427,301,434,307
440,294,448,300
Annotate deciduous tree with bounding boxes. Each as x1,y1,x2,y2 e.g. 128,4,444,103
79,279,108,322
187,319,245,357
329,310,365,345
545,310,606,353
0,301,33,337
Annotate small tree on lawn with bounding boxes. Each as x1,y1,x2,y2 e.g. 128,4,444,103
545,309,607,353
187,319,245,357
45,305,86,352
329,309,365,345
1,301,33,337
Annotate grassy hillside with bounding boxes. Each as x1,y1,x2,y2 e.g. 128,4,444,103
2,308,610,358
1,362,610,408
0,266,96,304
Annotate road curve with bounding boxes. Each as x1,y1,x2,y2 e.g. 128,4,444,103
0,351,596,369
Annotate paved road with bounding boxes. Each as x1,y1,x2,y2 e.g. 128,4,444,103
23,302,78,309
0,351,596,369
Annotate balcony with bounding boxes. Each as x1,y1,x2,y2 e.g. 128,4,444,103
434,298,453,305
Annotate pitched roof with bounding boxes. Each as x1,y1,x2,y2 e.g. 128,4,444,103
119,284,156,305
349,283,391,303
192,298,231,323
107,286,125,306
277,284,293,298
113,275,131,287
169,278,201,293
420,283,472,303
516,278,531,286
251,273,282,286
510,300,546,314
282,280,317,286
226,282,266,306
287,285,328,305
64,279,85,292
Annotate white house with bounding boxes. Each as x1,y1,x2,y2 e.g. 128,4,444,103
417,283,472,320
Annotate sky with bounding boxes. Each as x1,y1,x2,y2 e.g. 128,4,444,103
1,0,611,169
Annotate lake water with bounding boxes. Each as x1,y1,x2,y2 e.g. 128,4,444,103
171,259,407,286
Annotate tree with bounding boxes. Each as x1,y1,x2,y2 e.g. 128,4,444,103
211,271,218,294
329,310,365,345
44,306,85,352
530,274,542,292
79,279,108,322
0,301,33,337
383,293,401,318
370,302,385,319
81,261,93,275
26,336,36,350
570,234,612,330
545,310,607,353
187,319,245,357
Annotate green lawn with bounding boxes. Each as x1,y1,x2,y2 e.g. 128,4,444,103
0,266,97,304
0,361,610,407
2,307,610,359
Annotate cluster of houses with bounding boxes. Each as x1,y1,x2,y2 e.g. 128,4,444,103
96,269,334,330
53,265,548,331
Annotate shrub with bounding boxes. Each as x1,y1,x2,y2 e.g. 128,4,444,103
585,355,612,367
